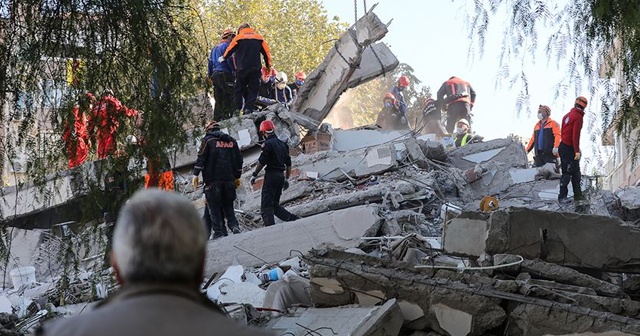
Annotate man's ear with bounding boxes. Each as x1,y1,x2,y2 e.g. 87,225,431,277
111,251,125,285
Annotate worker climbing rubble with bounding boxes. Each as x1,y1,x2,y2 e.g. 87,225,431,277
220,23,272,114
62,92,94,169
390,75,410,127
453,118,483,147
250,120,300,227
256,66,278,109
87,89,138,159
208,28,237,120
193,120,244,238
558,96,587,204
437,76,476,132
418,97,447,137
273,71,294,106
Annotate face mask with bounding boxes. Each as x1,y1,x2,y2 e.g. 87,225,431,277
455,127,463,134
276,82,286,90
398,86,405,91
295,79,304,87
537,113,544,120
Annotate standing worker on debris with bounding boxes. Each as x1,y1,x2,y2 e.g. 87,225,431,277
390,75,410,128
419,97,447,137
250,120,300,227
63,92,94,169
193,121,244,239
558,96,588,203
208,29,237,120
437,76,476,133
36,189,275,336
454,119,483,147
273,72,294,106
526,105,561,167
219,23,272,114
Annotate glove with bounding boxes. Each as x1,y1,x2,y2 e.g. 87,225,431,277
574,152,581,161
217,56,225,63
234,178,241,188
283,180,289,191
250,176,257,185
552,147,558,156
192,176,199,190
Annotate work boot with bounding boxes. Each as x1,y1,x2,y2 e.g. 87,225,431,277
231,227,241,234
573,193,586,201
557,197,572,205
211,232,225,240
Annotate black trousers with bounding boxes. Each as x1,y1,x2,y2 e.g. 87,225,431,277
234,68,261,113
212,71,236,121
558,142,582,199
533,150,557,167
205,181,239,237
446,102,471,133
261,170,298,227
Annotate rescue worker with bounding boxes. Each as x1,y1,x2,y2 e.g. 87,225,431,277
526,105,561,167
88,89,138,159
453,119,483,147
256,67,278,109
437,76,476,132
273,72,294,106
419,97,447,137
558,96,587,203
208,28,237,120
288,71,306,96
250,120,300,227
63,92,94,168
376,93,405,130
390,75,410,127
220,23,272,114
193,121,244,238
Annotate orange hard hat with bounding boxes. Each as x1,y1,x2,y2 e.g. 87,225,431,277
259,120,275,133
295,71,306,80
398,76,410,88
575,96,588,109
205,120,220,131
383,92,396,102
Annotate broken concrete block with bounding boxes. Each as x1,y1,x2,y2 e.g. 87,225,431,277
442,217,488,257
493,254,523,273
507,303,640,335
404,138,429,169
204,205,382,276
535,162,561,180
292,9,392,125
490,208,640,273
347,42,399,88
433,303,473,336
331,129,410,152
217,282,266,307
614,187,640,221
449,138,528,171
269,299,403,336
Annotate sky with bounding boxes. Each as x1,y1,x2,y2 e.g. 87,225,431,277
320,0,599,155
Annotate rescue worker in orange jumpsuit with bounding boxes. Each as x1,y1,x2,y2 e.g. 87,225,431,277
526,105,561,167
220,23,272,114
88,89,138,159
437,76,476,133
558,96,587,203
63,92,94,168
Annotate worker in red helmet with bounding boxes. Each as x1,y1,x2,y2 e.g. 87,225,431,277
288,71,306,96
558,96,588,203
376,93,401,129
250,120,300,227
193,120,244,238
208,28,237,120
63,92,95,168
526,105,561,168
437,76,476,133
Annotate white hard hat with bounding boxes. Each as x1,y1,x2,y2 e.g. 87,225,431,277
276,71,288,83
457,119,470,127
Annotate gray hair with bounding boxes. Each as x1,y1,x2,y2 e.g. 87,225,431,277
113,189,206,284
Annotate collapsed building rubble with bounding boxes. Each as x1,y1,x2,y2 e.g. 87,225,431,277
1,7,640,336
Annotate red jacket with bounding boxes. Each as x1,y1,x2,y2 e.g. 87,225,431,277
560,107,585,153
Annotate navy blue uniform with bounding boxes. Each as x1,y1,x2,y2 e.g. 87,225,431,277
194,130,243,238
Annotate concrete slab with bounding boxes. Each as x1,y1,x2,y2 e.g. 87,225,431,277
204,205,381,276
295,144,397,181
509,168,538,184
270,299,403,336
347,42,399,88
332,129,410,152
442,218,488,257
462,148,504,164
449,138,528,171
